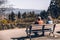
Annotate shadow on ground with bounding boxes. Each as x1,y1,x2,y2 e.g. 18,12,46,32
11,34,45,40
11,34,60,40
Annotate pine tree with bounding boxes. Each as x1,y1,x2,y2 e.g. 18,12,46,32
18,11,21,19
8,14,11,20
40,10,48,19
22,12,27,18
10,11,15,21
47,0,60,18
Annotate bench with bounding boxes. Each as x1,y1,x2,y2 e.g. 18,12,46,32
26,24,56,40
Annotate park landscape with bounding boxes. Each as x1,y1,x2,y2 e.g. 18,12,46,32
0,0,60,40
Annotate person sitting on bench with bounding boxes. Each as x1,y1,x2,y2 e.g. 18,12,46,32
34,17,44,36
46,16,53,24
35,17,44,24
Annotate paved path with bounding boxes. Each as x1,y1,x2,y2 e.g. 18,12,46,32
0,24,60,40
0,28,27,40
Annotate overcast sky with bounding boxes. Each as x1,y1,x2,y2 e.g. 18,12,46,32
8,0,51,10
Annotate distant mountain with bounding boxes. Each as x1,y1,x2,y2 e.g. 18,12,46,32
5,8,41,14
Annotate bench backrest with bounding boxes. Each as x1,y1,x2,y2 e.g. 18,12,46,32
44,24,54,29
31,24,56,31
31,24,44,30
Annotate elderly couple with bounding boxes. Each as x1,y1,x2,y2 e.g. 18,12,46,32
33,16,53,36
35,16,53,24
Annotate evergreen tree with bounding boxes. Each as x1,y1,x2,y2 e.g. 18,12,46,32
27,12,32,18
40,10,48,19
47,0,60,18
22,12,27,18
28,11,36,18
18,11,21,19
31,11,36,17
10,11,15,21
8,14,11,20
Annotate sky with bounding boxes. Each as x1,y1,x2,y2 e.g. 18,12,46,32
8,0,51,10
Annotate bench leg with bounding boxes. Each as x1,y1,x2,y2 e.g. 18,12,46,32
26,26,32,40
41,25,45,36
26,30,29,36
29,26,32,40
30,34,31,40
49,32,55,37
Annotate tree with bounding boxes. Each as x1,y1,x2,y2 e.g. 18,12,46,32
40,10,48,19
18,11,21,19
27,11,36,18
22,12,27,18
8,14,11,20
27,12,32,18
10,11,15,21
31,11,36,18
47,0,60,18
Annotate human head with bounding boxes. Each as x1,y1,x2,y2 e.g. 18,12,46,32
38,16,41,19
37,16,41,21
48,16,52,21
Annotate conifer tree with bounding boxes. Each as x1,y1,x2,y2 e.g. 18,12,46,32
47,0,60,18
18,11,21,19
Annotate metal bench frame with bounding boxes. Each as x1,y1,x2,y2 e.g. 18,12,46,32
26,24,56,40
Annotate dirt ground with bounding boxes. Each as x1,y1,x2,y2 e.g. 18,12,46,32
0,24,60,40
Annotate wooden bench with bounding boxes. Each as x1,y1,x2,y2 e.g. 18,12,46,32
26,24,56,40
